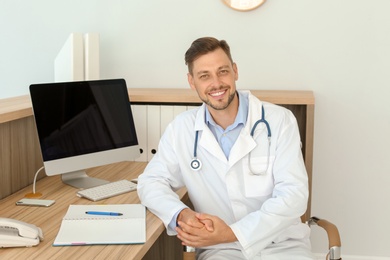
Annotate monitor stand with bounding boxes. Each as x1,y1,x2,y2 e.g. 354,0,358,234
61,171,110,189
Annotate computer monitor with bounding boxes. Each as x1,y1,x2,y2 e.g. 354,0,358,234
29,78,140,189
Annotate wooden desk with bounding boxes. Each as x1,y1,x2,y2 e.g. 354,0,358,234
0,161,185,260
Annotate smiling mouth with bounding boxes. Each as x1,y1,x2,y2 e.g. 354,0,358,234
209,89,227,98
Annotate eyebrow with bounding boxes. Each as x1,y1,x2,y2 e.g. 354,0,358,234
196,65,231,76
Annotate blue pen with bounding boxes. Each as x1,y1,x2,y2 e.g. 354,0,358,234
85,211,123,216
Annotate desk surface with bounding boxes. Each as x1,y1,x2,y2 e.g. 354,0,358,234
0,162,185,260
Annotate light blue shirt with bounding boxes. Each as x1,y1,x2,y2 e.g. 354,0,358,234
205,91,248,159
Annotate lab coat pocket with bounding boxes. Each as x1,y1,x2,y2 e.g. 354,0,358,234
244,156,275,197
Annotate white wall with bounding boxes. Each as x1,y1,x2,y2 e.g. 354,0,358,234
1,0,390,258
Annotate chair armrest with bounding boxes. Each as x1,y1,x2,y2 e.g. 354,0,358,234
309,216,341,260
183,246,196,260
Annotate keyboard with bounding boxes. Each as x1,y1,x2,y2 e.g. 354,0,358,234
77,180,137,201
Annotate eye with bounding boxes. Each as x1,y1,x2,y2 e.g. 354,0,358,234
219,69,229,75
199,74,209,80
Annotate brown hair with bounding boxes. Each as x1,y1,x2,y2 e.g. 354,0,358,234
185,37,233,74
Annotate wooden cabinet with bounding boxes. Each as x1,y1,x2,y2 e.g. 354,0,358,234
0,88,314,220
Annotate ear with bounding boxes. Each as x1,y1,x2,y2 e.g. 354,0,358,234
233,63,239,81
187,73,196,90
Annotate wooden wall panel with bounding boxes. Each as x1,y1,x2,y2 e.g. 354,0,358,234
0,116,44,199
0,122,12,198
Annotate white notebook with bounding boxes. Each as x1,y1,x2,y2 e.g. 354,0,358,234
53,204,146,246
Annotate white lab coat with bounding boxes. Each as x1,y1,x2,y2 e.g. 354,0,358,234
137,91,311,259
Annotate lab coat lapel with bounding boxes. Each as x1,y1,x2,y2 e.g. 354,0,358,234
229,91,264,167
229,132,256,167
195,105,227,163
198,129,227,163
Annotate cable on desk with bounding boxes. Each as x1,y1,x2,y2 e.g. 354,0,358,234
24,166,45,198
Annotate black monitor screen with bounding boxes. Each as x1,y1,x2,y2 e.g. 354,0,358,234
30,79,138,161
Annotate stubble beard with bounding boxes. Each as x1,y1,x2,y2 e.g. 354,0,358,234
200,89,236,111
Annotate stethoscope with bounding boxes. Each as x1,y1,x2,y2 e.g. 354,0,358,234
190,105,271,175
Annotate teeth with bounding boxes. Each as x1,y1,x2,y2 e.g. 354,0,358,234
210,91,225,96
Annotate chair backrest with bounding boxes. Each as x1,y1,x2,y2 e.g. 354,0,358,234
279,104,314,223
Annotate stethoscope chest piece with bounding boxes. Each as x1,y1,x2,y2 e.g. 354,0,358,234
190,158,202,171
191,130,202,171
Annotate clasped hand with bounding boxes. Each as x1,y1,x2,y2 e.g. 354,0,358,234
175,208,237,248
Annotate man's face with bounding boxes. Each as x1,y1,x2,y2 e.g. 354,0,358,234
187,48,238,111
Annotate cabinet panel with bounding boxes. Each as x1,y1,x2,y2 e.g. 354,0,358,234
147,105,161,161
160,106,174,137
131,105,147,162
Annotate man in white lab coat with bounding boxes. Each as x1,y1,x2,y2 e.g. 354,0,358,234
137,37,314,259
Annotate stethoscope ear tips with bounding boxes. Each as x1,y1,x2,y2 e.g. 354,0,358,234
190,158,202,171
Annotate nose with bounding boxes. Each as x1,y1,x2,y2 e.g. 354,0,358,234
209,74,223,88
